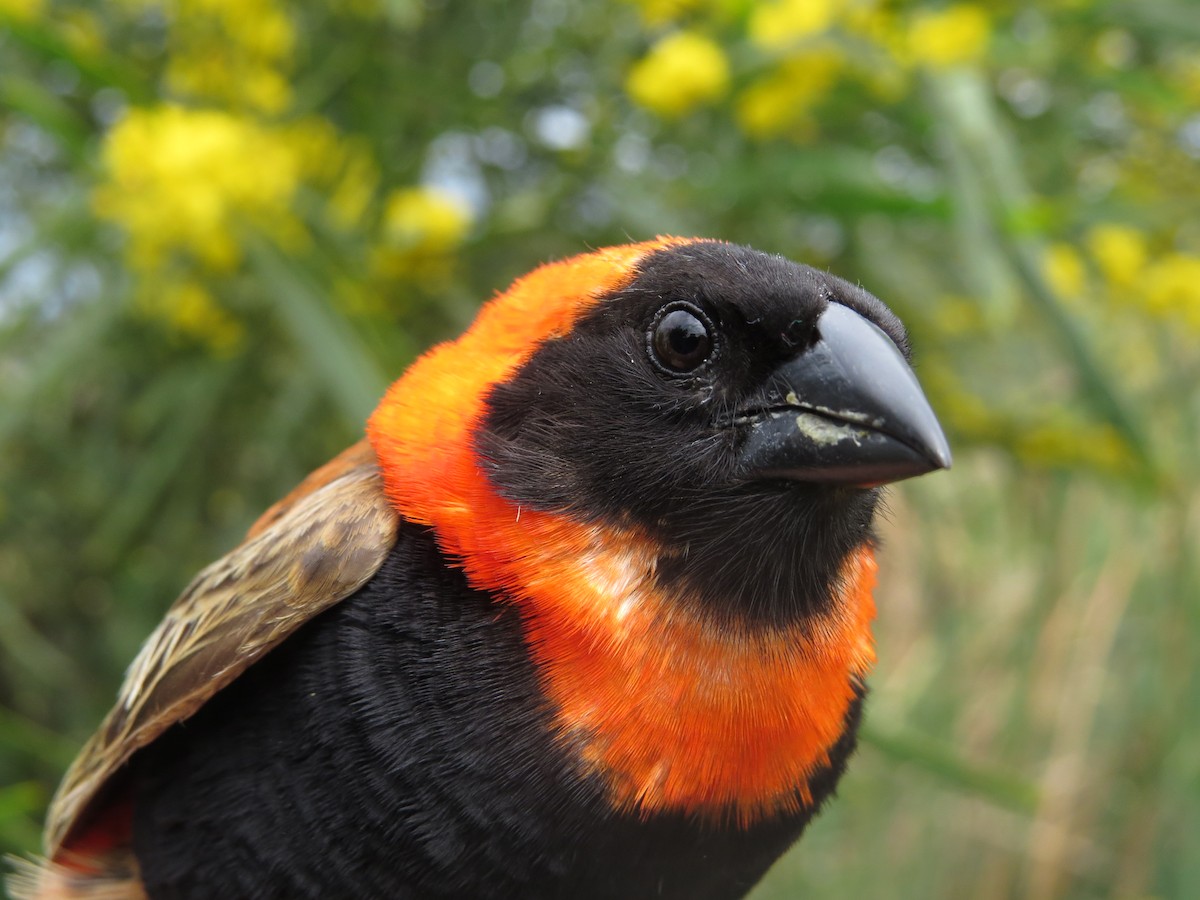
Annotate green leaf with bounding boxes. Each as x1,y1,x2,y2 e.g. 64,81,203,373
0,708,77,771
248,239,390,428
0,780,44,857
860,720,1040,814
0,75,91,163
0,12,153,102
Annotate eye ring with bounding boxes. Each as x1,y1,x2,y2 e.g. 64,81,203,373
647,302,716,374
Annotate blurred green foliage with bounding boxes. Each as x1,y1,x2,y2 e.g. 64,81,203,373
1,0,1198,897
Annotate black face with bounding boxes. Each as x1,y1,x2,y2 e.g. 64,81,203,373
478,241,945,625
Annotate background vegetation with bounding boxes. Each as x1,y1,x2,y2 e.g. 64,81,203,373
1,0,1197,896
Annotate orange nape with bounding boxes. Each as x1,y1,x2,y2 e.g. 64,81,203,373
368,236,691,539
369,239,878,824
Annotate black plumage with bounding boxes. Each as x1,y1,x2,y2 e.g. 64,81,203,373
132,524,862,899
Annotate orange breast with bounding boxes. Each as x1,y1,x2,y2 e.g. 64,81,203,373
510,525,878,824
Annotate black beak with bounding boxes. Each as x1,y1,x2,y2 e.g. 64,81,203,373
736,303,952,486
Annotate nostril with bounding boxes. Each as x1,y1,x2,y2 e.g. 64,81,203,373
782,317,818,350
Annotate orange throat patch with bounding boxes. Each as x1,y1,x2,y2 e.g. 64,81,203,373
523,531,878,825
367,239,878,825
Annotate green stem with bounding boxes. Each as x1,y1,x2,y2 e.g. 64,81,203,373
860,720,1040,814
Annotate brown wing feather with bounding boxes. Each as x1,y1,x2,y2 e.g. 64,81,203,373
244,440,378,539
44,442,399,858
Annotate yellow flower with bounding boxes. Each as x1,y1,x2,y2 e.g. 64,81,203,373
1085,223,1147,289
158,0,295,63
373,186,471,281
222,1,295,61
1042,243,1087,299
372,183,470,282
748,0,840,51
0,0,43,22
381,187,471,253
736,48,845,140
127,0,297,112
94,105,302,271
1142,253,1200,329
906,4,990,69
626,31,730,118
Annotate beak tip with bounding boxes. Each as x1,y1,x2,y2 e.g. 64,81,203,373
928,437,953,472
903,425,951,479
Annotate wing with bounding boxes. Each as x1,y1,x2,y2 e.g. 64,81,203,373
44,441,399,857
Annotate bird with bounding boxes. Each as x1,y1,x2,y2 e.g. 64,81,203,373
14,237,950,900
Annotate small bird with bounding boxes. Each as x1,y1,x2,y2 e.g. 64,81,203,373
16,238,950,900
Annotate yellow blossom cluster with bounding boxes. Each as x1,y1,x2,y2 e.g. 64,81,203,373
94,106,304,272
1140,253,1200,327
1085,224,1146,289
748,0,841,49
736,48,845,140
95,106,383,269
746,0,988,69
625,1,993,137
920,359,1137,476
93,104,388,349
903,4,990,70
0,0,44,23
120,0,297,113
92,105,302,350
1043,242,1088,301
371,187,473,282
626,31,730,118
83,0,480,348
1043,224,1200,332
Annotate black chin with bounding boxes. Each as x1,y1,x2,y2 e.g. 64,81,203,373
651,482,881,627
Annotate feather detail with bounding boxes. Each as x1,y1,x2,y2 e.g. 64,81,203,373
6,853,145,900
41,445,398,863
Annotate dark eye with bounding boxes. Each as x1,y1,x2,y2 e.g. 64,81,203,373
649,304,714,373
